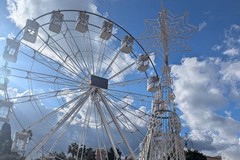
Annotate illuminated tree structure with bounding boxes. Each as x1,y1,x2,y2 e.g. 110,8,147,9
139,4,198,160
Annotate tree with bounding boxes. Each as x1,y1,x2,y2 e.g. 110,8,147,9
67,143,78,158
47,151,66,160
0,122,12,155
107,147,121,160
185,150,207,160
77,144,86,159
55,151,66,160
22,128,33,140
84,147,96,160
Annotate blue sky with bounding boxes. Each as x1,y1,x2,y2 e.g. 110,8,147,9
0,0,240,159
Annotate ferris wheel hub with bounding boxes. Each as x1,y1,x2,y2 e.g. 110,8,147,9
90,75,108,89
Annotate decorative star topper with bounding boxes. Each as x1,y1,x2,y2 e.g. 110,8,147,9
138,8,198,58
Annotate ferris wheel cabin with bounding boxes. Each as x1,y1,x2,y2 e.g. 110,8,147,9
0,100,13,123
3,38,20,63
11,131,31,153
22,19,40,43
147,76,159,92
100,20,113,40
75,11,89,33
137,54,149,72
120,35,133,53
49,10,64,34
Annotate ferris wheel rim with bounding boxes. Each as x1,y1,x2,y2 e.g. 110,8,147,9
1,9,160,159
11,9,158,77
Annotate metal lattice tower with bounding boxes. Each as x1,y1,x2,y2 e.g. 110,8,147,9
138,3,198,160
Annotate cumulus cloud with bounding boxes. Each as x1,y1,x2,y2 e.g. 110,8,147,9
172,57,240,160
223,47,239,56
6,0,97,28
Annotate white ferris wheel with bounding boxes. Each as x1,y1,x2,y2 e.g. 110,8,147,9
0,10,160,159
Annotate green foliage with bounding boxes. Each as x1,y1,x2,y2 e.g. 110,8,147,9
84,147,96,160
66,143,96,160
54,151,67,160
0,122,12,155
185,150,207,160
107,147,122,160
67,143,78,158
0,123,22,159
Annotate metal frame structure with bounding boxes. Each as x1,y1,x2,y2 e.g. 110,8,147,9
0,10,161,160
138,3,198,160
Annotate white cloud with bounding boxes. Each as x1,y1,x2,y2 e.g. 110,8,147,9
198,21,207,31
213,24,240,57
223,47,239,56
224,110,231,117
172,57,240,160
231,24,240,31
220,61,240,82
212,44,222,51
7,0,97,28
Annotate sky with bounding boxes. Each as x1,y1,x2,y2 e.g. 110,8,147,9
0,0,240,160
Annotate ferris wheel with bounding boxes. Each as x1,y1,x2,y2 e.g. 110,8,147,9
0,10,159,159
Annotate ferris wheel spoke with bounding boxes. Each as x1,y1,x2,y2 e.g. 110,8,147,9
109,77,146,87
95,40,107,76
36,27,83,79
60,27,90,79
85,30,95,74
97,89,137,160
76,98,94,160
105,98,147,135
62,21,93,76
9,87,84,104
8,66,84,87
59,27,91,78
38,41,79,79
108,62,135,80
49,93,92,153
104,91,151,119
93,93,121,159
19,46,89,84
26,87,94,159
106,96,150,123
99,97,146,142
28,93,83,130
46,35,87,77
106,89,153,104
102,50,120,77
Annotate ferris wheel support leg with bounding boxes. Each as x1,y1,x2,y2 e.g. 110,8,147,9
97,89,137,160
25,87,95,160
93,95,120,159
